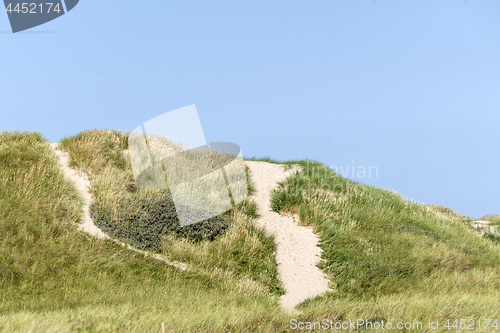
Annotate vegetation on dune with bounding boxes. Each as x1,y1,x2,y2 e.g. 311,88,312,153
483,232,500,245
90,193,231,251
270,159,500,323
59,129,284,296
479,214,500,226
58,128,129,175
2,130,500,331
0,131,289,332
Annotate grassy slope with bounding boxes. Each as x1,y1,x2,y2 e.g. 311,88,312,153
271,160,500,327
0,131,291,332
479,215,500,226
3,131,499,332
59,129,283,295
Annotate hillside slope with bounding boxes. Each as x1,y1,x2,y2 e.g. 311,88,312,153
271,159,500,324
0,131,290,332
2,130,500,332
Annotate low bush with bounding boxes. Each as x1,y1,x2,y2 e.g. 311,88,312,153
90,192,230,251
61,129,283,297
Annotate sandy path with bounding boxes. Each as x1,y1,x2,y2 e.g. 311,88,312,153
245,161,331,312
49,143,187,270
471,220,499,236
50,143,109,239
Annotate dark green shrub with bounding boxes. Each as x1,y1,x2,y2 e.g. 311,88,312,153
90,194,230,252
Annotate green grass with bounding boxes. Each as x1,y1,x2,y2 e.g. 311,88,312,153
3,130,500,331
479,214,500,227
58,129,129,174
59,129,283,296
270,160,500,326
475,215,500,245
0,131,292,332
483,232,500,245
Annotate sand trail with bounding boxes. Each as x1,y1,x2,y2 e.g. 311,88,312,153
246,161,332,312
50,142,109,239
49,143,187,270
49,143,331,297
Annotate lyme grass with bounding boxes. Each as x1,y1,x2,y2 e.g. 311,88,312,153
479,214,500,227
58,128,129,175
60,129,284,296
0,131,290,332
271,160,500,322
3,130,500,331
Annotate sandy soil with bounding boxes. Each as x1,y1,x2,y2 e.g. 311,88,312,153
471,220,499,236
50,143,109,239
245,161,332,312
49,143,187,271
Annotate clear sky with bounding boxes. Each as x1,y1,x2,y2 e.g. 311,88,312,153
1,1,499,219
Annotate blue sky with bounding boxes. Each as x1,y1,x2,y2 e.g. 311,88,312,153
1,1,499,218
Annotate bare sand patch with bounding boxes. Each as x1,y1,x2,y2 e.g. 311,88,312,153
245,161,332,312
